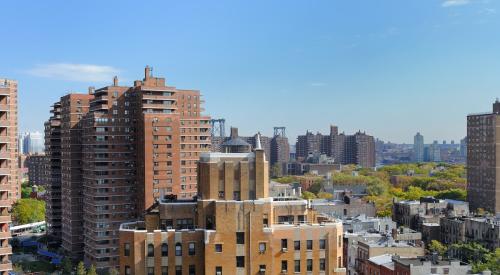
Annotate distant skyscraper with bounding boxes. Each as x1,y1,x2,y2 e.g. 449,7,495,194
413,132,424,162
21,131,44,154
460,137,467,158
429,140,441,162
467,100,500,213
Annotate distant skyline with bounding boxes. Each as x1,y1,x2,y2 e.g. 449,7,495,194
1,0,500,143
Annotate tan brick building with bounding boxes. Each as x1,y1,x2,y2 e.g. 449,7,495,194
119,136,346,275
0,78,19,274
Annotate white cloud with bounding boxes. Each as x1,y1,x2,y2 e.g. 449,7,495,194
27,63,121,82
442,0,470,7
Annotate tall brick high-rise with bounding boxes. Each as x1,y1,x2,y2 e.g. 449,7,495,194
60,93,92,260
0,79,19,274
44,102,62,244
467,100,500,213
44,67,211,271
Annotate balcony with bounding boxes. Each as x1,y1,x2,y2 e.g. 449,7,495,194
0,232,11,239
0,121,9,128
0,200,10,208
0,216,10,223
0,136,9,143
0,105,7,112
0,152,9,159
0,261,12,271
0,168,9,175
0,87,10,96
0,246,12,255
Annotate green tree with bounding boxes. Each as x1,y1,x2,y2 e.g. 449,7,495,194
62,258,72,274
302,191,317,200
12,198,45,224
428,240,447,256
317,192,333,199
271,163,281,178
308,182,323,195
87,264,97,275
76,262,86,275
108,267,120,275
473,248,500,274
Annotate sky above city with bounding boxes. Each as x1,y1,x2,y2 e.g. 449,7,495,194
1,0,500,143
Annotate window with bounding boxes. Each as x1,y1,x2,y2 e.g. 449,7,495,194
320,239,326,249
338,256,342,268
147,243,154,257
338,235,342,247
125,266,131,275
215,244,222,253
281,239,288,250
281,260,288,272
188,242,195,255
189,265,195,275
147,267,154,275
236,256,245,268
215,266,222,275
175,243,182,256
124,243,130,256
259,242,266,253
294,260,300,272
307,240,313,250
161,266,168,275
307,259,313,271
294,240,300,250
175,266,182,275
161,243,168,257
320,258,325,271
236,232,245,244
259,265,266,273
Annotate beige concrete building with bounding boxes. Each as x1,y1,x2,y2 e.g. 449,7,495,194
0,79,19,274
119,136,346,275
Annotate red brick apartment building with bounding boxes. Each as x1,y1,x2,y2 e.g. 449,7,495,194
44,68,211,271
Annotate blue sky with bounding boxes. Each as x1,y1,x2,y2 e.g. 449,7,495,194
1,0,499,143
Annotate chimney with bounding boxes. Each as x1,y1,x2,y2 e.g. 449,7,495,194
113,76,119,86
230,127,239,138
145,66,151,80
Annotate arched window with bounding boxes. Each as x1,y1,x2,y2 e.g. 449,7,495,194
147,243,154,257
161,243,168,257
175,242,182,256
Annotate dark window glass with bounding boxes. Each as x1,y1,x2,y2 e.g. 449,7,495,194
281,260,288,271
281,239,288,249
215,244,222,252
188,242,195,256
236,232,245,244
294,240,300,250
161,243,168,257
307,259,313,271
147,244,154,257
320,239,326,249
294,260,300,272
307,240,313,250
236,256,245,268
